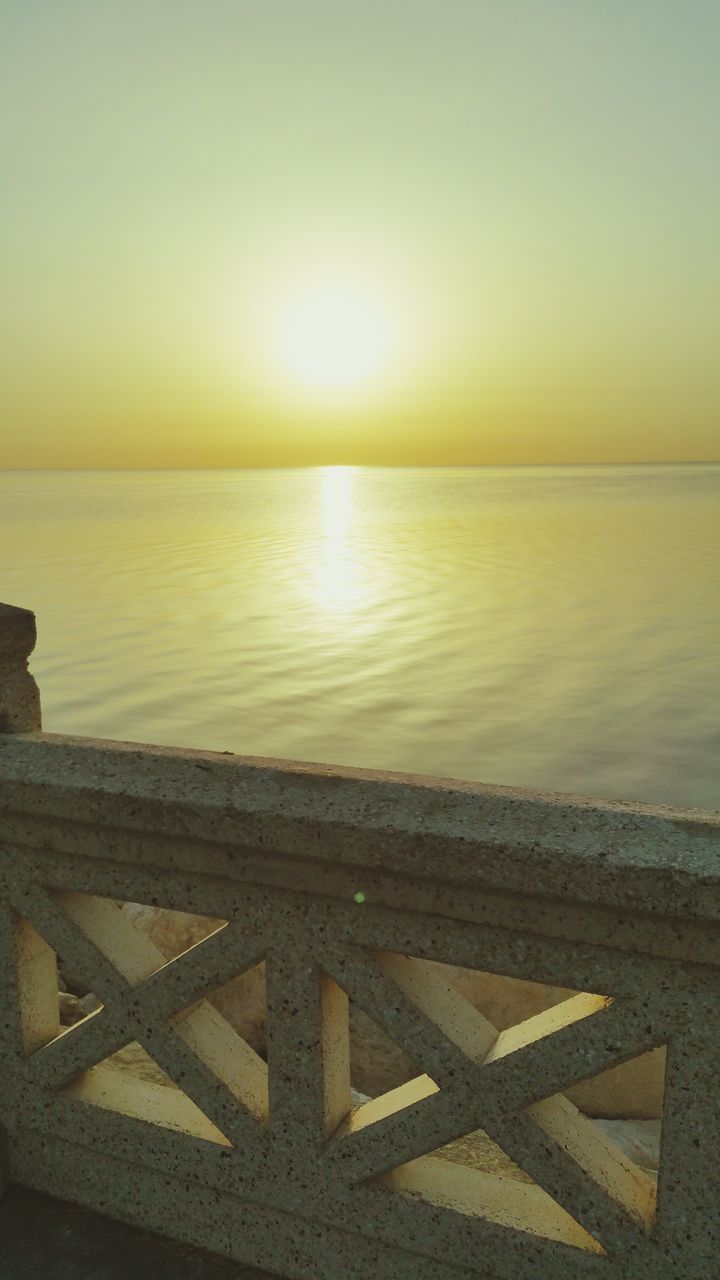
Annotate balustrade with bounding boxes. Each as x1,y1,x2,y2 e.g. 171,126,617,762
0,603,718,1279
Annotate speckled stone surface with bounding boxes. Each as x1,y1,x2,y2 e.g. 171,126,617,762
1,604,719,1280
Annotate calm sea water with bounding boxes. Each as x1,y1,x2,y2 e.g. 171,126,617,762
1,465,718,811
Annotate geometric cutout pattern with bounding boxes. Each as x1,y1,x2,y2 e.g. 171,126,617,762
58,1042,233,1147
319,946,666,1263
378,1042,660,1258
3,868,686,1279
13,888,269,1153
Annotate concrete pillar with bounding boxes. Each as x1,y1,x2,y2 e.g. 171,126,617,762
0,604,41,733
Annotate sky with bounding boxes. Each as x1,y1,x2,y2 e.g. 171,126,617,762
1,0,719,468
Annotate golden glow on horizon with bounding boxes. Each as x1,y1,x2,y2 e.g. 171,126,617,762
1,4,719,467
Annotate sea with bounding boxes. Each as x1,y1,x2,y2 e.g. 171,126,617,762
1,464,718,812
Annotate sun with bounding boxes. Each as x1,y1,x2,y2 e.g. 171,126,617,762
277,286,392,392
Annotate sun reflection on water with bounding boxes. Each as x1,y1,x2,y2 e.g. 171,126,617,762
2,466,718,809
312,465,366,613
322,464,354,542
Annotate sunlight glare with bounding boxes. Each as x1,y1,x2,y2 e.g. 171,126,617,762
279,288,392,392
322,463,353,542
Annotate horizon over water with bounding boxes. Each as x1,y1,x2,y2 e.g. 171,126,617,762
2,463,718,812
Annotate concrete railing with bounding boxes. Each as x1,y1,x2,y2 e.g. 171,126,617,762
0,602,718,1280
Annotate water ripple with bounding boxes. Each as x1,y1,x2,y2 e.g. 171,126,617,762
1,464,718,811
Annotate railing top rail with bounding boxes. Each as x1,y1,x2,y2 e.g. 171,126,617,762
1,731,718,927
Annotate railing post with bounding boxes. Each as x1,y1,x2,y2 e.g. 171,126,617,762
0,604,41,733
0,601,45,1200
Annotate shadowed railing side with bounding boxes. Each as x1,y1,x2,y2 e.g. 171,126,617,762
0,604,41,734
0,602,41,1199
0,604,718,1280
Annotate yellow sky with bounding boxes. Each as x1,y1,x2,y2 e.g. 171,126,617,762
1,2,719,467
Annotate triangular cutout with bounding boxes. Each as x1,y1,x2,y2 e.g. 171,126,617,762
433,1124,534,1182
320,962,441,1141
12,913,103,1056
568,1042,665,1130
349,1000,432,1100
50,890,229,986
523,1043,665,1220
58,1041,233,1147
429,957,581,1033
378,1150,605,1255
119,900,228,964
